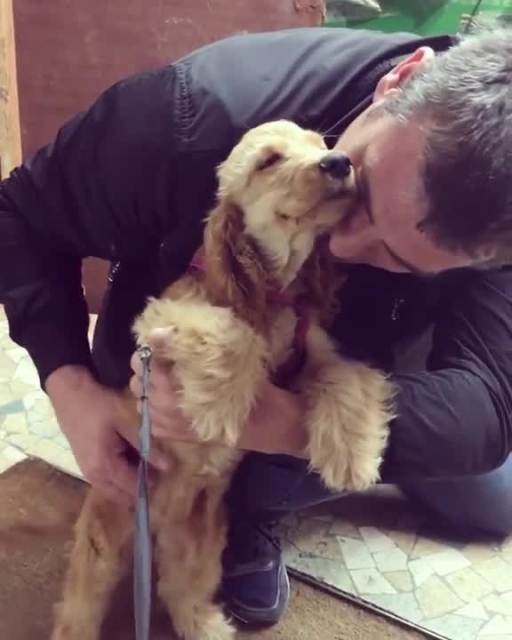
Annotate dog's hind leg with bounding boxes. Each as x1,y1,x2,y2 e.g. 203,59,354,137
154,483,235,640
51,489,134,640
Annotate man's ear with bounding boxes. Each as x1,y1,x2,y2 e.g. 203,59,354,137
373,46,435,103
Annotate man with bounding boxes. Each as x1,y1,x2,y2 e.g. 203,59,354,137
1,25,512,628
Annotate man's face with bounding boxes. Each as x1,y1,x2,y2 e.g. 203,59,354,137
327,49,476,276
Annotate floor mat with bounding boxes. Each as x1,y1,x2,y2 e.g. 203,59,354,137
0,457,429,639
1,306,511,640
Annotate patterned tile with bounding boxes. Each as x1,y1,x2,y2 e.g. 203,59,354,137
1,412,29,436
0,305,84,480
455,602,489,622
0,399,25,415
373,548,409,573
350,568,398,595
445,567,495,604
1,303,512,640
502,540,512,564
416,575,465,618
366,592,424,624
384,570,415,592
328,519,362,539
409,557,436,588
423,614,486,640
290,555,356,594
338,536,376,570
462,543,502,565
425,550,472,577
0,444,27,473
482,593,512,616
474,558,512,594
360,526,399,553
477,615,512,636
276,493,512,640
411,536,458,559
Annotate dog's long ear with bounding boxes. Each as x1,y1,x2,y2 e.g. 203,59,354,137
203,199,271,330
297,240,348,328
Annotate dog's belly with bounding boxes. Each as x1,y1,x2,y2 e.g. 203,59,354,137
150,441,243,523
168,440,243,476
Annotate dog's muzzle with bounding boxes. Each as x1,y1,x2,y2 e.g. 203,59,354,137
319,152,352,180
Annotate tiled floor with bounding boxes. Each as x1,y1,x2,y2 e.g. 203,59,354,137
0,306,85,479
1,305,511,640
276,495,512,640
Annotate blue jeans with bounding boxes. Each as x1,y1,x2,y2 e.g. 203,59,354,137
228,452,512,536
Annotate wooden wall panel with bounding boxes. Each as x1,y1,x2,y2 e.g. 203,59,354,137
14,0,326,157
11,0,326,313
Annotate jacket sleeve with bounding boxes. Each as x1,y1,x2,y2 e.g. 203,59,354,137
0,69,180,388
381,267,512,481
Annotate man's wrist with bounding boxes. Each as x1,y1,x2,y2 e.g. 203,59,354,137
45,365,97,401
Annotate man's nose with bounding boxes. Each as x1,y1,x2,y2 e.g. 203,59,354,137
318,152,352,180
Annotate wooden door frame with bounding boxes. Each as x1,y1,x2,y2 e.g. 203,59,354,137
0,0,22,180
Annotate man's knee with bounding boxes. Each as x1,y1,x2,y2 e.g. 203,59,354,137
469,487,512,536
402,456,512,537
227,453,335,518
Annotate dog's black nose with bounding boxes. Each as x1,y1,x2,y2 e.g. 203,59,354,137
318,152,352,179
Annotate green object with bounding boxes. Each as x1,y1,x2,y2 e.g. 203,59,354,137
324,0,512,36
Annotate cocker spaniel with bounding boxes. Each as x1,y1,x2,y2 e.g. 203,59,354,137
51,120,394,640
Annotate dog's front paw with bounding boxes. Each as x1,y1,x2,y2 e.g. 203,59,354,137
306,443,351,493
307,423,386,494
305,364,395,493
134,298,269,447
306,420,371,493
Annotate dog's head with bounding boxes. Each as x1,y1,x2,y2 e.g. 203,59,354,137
203,120,357,326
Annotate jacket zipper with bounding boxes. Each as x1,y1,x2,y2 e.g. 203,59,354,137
108,261,121,283
391,297,405,321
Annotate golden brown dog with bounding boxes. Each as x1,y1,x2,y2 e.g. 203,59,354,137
51,120,394,640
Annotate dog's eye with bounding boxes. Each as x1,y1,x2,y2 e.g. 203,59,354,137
256,152,283,171
276,211,292,222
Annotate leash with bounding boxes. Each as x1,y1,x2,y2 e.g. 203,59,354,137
134,346,153,640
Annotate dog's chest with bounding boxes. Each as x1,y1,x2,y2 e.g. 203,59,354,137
268,307,304,371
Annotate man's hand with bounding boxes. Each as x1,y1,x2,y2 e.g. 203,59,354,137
46,365,168,507
129,353,308,457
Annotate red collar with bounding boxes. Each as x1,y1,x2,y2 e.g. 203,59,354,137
189,253,310,388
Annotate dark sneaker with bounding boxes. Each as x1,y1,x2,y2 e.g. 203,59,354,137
222,521,290,627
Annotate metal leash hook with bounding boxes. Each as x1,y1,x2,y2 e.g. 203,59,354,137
134,345,153,640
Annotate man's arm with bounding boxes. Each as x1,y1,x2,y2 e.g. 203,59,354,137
0,68,180,388
141,264,512,482
380,267,512,482
0,184,93,386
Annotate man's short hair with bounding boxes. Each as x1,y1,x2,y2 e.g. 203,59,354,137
383,28,512,266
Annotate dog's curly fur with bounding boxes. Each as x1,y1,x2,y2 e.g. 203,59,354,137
51,121,395,640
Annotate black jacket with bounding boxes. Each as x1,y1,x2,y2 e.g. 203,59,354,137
1,27,511,482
